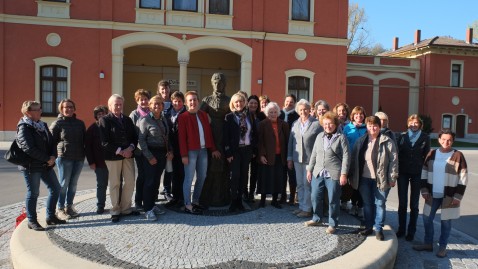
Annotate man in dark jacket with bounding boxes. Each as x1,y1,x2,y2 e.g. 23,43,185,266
99,94,138,223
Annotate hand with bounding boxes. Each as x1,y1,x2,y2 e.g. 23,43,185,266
389,181,396,187
47,156,56,166
451,198,461,206
227,156,233,163
287,160,294,170
89,164,96,170
260,156,268,165
212,150,221,159
166,151,174,161
306,171,312,183
422,193,431,201
182,156,189,165
339,174,347,186
149,157,157,165
122,150,133,158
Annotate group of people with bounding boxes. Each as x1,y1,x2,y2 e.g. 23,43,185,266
16,74,467,258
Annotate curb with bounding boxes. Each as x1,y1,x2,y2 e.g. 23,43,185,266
10,192,398,269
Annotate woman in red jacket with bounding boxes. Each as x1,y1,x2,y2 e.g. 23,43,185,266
178,91,221,214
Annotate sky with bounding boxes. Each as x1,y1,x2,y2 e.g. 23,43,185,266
352,0,478,49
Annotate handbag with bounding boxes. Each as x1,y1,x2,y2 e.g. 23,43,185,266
4,139,30,166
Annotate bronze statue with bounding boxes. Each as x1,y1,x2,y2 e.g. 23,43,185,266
200,73,231,207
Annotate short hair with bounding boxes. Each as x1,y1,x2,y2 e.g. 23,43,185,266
211,73,226,87
184,91,198,99
295,99,311,114
365,115,381,128
108,94,124,106
58,99,76,113
285,94,297,103
375,111,389,121
350,106,366,122
333,102,349,118
149,95,164,106
314,100,330,111
229,93,246,111
236,90,248,100
407,114,423,129
438,129,455,141
157,80,170,88
134,89,151,102
320,111,339,127
21,100,41,115
170,91,185,102
259,95,270,103
264,102,280,117
93,105,108,120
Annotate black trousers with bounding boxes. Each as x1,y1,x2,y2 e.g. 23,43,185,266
229,146,253,201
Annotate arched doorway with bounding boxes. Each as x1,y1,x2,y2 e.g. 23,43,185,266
456,114,467,138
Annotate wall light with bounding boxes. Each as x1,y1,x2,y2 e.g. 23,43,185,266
99,71,105,79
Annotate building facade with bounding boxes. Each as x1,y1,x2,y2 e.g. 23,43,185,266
0,0,349,140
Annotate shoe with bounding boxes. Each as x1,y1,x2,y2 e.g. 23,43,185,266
111,215,120,223
46,215,67,225
292,209,302,215
145,210,157,221
296,211,312,218
405,233,414,241
357,207,364,218
122,210,141,216
259,200,265,208
56,208,71,220
237,200,245,211
412,244,433,252
271,201,282,209
192,203,206,211
349,205,358,216
184,207,202,215
304,220,323,227
66,205,80,218
96,207,105,214
152,206,166,215
376,230,385,241
228,202,237,213
395,230,405,238
326,226,336,234
248,193,255,202
436,248,447,258
340,201,348,211
164,193,173,202
164,199,178,208
27,221,45,231
359,228,373,236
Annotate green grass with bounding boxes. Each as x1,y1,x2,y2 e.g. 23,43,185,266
431,139,478,148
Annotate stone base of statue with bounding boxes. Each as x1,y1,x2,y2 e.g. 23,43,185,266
199,155,231,207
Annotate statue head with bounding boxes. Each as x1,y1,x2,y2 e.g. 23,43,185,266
211,73,226,93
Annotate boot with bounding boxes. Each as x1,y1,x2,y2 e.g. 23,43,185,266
288,190,296,205
237,197,245,211
259,194,266,208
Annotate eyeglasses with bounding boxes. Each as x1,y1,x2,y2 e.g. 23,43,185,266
29,108,42,111
63,106,74,109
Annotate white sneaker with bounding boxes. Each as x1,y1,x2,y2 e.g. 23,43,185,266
152,205,166,215
145,210,157,221
56,208,71,220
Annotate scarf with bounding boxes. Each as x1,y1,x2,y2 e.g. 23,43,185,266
22,116,46,133
408,129,421,147
234,110,248,140
282,108,294,122
137,105,150,118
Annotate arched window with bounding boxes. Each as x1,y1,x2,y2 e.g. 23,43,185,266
288,76,310,101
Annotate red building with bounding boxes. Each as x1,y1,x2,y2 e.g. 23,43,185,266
0,0,348,140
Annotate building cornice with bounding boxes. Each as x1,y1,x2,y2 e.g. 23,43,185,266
387,46,478,58
0,14,348,47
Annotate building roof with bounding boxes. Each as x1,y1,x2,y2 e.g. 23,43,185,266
379,36,478,56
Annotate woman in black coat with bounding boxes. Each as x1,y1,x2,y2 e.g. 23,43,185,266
16,101,66,231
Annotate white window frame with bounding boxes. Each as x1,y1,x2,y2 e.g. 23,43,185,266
441,113,454,131
450,60,464,88
135,0,166,25
37,0,70,19
285,69,315,102
166,0,205,28
34,57,72,119
288,0,315,36
205,0,233,29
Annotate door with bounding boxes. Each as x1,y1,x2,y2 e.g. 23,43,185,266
456,115,466,138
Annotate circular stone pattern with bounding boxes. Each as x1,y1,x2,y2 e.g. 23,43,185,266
295,48,307,61
48,197,364,269
46,33,61,47
452,96,460,106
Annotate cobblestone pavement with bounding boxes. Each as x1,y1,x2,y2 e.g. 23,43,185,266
2,191,478,269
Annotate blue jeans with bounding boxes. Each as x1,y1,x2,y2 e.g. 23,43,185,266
397,172,421,235
94,167,108,208
183,149,208,206
22,169,60,222
311,176,341,227
423,198,452,249
359,177,390,232
56,157,84,208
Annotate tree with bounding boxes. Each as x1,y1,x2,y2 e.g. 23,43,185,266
348,2,387,55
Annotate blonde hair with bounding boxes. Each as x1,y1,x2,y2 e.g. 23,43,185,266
21,101,41,115
134,89,151,102
58,99,76,113
229,93,246,111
